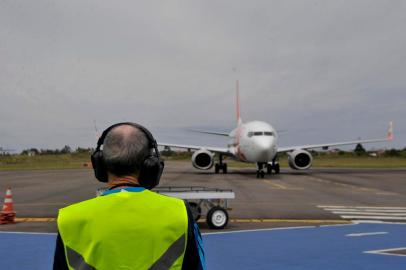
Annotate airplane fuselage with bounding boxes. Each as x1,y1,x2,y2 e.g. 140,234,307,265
228,121,278,163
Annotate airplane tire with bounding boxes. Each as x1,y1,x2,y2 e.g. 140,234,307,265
215,164,220,174
267,164,273,174
207,206,228,229
274,164,280,174
222,163,228,174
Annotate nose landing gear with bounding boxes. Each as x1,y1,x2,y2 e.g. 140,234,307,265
257,158,280,178
256,163,266,178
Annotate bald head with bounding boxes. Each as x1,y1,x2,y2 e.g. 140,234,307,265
102,124,150,178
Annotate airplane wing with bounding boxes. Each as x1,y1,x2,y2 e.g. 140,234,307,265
188,129,229,136
277,121,394,153
158,143,231,155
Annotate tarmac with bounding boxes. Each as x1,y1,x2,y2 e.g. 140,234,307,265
0,161,405,269
0,161,405,232
2,222,406,270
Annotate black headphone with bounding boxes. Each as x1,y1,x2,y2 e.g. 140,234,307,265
91,122,164,189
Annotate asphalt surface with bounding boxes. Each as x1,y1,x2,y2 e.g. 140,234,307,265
0,161,405,232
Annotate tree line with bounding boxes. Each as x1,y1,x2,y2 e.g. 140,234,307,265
353,143,406,157
11,144,406,158
20,146,93,155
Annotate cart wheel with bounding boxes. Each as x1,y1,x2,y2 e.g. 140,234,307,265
189,202,202,221
207,206,228,229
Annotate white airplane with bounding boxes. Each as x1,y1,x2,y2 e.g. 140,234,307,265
160,81,394,178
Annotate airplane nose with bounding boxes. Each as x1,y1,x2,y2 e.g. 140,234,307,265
254,138,274,161
256,138,273,149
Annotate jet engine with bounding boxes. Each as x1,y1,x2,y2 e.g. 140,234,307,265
288,149,313,170
192,149,214,170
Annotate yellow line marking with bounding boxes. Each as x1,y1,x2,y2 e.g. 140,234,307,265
13,203,69,206
13,217,350,225
263,180,302,190
304,175,399,195
14,218,56,222
376,191,399,196
264,180,287,189
234,219,252,223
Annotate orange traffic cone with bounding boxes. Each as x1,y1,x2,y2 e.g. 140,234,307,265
0,188,16,224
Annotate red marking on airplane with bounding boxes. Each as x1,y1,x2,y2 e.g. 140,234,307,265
233,126,246,161
236,145,247,161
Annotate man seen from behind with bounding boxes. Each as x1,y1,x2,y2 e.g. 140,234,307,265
53,122,206,270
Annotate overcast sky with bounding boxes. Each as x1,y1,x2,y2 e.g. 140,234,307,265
1,0,405,151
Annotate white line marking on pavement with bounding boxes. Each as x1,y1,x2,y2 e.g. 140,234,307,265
326,209,406,213
203,223,361,236
319,206,406,210
319,205,406,222
346,232,388,237
318,223,358,228
341,216,406,220
203,226,316,235
0,231,57,235
354,221,406,225
332,211,406,216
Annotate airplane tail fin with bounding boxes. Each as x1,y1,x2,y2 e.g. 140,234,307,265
387,121,394,141
93,120,100,140
236,80,242,126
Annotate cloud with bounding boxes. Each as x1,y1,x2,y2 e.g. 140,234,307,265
0,0,405,150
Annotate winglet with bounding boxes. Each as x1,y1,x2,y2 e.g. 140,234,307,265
236,80,242,126
387,121,394,141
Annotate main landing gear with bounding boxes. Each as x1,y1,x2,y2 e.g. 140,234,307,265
267,158,280,174
215,154,228,174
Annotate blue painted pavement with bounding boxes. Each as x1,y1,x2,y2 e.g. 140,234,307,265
0,232,56,270
205,223,406,269
0,223,405,269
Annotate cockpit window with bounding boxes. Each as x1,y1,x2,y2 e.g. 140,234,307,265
248,131,273,137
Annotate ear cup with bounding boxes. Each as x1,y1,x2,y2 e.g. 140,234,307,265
138,156,164,189
91,150,108,183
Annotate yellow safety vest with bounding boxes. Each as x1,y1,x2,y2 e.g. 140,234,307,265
57,187,188,270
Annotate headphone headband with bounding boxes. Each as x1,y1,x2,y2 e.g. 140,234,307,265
91,122,164,189
96,122,158,152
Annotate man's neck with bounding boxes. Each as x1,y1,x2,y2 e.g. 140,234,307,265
108,175,140,189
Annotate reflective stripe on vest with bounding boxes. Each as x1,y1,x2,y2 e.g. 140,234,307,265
58,189,188,270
